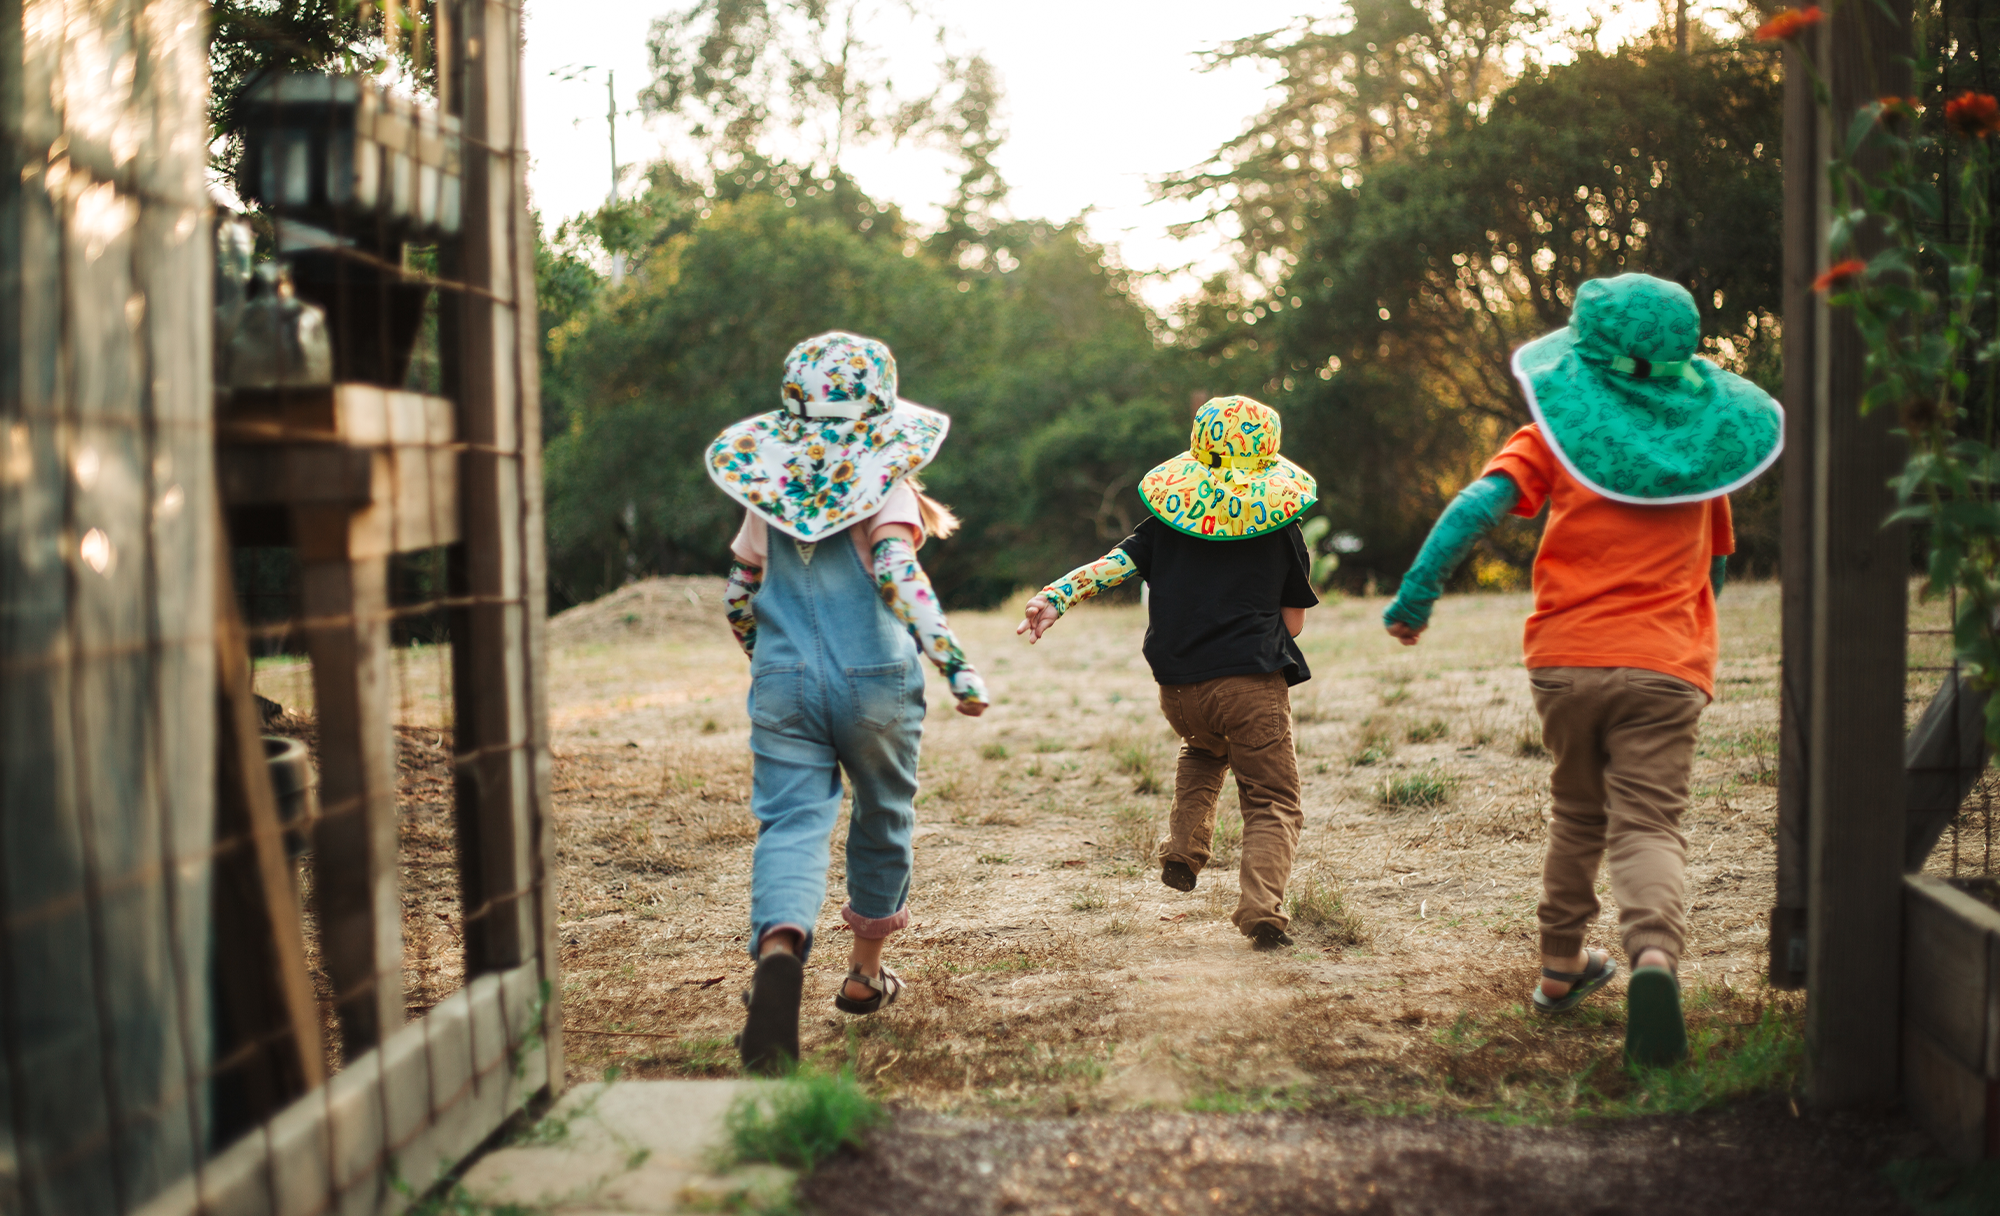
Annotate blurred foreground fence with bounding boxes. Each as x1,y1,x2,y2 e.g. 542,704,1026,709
0,3,560,1213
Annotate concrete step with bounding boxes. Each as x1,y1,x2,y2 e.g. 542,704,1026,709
460,1079,792,1213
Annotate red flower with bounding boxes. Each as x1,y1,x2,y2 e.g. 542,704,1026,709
1813,259,1867,293
1755,6,1823,41
1946,91,2000,138
1877,95,1920,124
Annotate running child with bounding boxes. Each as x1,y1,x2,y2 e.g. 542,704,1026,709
707,331,988,1074
1018,397,1320,950
1381,273,1782,1065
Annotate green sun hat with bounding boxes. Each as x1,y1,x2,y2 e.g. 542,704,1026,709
1510,274,1783,504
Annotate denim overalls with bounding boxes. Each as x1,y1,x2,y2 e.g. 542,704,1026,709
746,527,925,960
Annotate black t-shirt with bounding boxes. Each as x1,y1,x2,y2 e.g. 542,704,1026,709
1117,516,1320,687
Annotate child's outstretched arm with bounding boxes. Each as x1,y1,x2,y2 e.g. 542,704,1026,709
871,530,989,716
1382,474,1522,645
1016,548,1140,643
724,560,762,657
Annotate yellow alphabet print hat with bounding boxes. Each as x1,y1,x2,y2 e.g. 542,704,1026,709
706,331,949,542
1137,396,1317,540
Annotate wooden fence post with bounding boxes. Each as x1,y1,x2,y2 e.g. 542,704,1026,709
1800,4,1912,1108
450,0,560,1091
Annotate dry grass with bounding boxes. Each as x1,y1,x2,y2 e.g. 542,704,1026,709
542,581,1797,1115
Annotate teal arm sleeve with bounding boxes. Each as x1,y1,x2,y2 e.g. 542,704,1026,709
1383,475,1522,631
1711,555,1727,598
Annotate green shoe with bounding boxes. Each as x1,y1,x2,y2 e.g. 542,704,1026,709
1624,965,1687,1067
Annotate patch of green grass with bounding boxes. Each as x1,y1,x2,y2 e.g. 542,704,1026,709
976,853,1011,865
1071,885,1107,911
1377,767,1458,808
1405,718,1450,743
724,1068,884,1172
1601,1006,1804,1118
979,742,1011,761
1349,716,1397,766
1515,719,1549,759
1185,1086,1309,1114
1288,878,1367,946
1035,738,1068,753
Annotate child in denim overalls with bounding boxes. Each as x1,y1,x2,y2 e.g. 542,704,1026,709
706,332,988,1073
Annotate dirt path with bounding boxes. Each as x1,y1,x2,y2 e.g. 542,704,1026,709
801,1101,1918,1216
546,579,1803,1116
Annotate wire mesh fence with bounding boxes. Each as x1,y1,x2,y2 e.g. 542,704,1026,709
1,3,556,1214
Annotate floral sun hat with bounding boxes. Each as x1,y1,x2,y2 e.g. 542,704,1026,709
706,331,949,542
1511,273,1783,504
1137,396,1317,540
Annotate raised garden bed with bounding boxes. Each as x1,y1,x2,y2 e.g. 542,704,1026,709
1903,874,2000,1160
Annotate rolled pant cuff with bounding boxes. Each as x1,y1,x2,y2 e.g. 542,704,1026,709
1539,932,1586,961
1622,931,1680,968
842,903,908,939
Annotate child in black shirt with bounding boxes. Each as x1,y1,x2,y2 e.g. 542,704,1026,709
1019,397,1320,949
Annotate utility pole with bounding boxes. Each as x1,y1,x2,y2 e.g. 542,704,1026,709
606,69,626,286
1675,0,1688,52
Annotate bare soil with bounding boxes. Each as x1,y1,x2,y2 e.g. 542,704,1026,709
802,1100,1917,1216
542,577,1801,1115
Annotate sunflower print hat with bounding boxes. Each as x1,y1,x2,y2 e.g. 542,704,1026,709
1510,273,1782,503
706,331,949,542
1138,396,1317,540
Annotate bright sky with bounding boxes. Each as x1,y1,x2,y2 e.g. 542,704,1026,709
519,2,1701,310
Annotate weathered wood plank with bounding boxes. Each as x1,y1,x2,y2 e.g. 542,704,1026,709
1771,31,1820,992
1904,875,1996,1076
303,556,406,1057
211,515,326,1136
449,0,542,974
1802,4,1913,1108
1904,1019,1999,1163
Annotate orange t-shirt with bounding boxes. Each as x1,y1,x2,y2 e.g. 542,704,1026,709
1483,425,1734,697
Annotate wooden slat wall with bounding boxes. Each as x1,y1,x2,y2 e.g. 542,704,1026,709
0,1,216,1212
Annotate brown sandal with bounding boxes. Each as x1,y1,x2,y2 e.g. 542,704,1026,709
832,965,904,1015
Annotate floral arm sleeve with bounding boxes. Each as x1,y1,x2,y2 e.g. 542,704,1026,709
1037,548,1140,616
725,561,762,657
1383,475,1522,631
871,536,988,706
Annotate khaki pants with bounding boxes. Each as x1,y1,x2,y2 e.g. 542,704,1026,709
1157,671,1303,935
1530,666,1705,966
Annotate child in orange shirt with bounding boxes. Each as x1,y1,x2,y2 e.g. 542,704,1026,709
1381,274,1782,1066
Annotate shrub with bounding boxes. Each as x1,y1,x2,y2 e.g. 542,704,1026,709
725,1068,883,1171
1377,767,1458,808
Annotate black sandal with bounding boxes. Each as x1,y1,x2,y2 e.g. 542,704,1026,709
737,951,804,1075
832,965,904,1015
1532,948,1617,1014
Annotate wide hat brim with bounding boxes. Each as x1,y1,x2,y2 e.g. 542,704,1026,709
706,401,949,542
1137,453,1317,539
1511,329,1783,504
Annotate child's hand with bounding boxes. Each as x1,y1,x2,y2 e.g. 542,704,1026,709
1386,622,1424,647
1016,596,1060,643
955,699,988,717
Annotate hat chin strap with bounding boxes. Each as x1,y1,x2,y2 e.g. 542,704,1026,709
1608,354,1705,390
1197,450,1276,471
786,398,869,421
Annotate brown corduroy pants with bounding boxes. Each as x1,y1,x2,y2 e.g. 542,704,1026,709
1157,671,1303,936
1530,666,1706,966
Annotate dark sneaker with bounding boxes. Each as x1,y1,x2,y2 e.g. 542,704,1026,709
1160,860,1197,892
1624,965,1688,1067
1250,925,1296,952
738,951,804,1076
